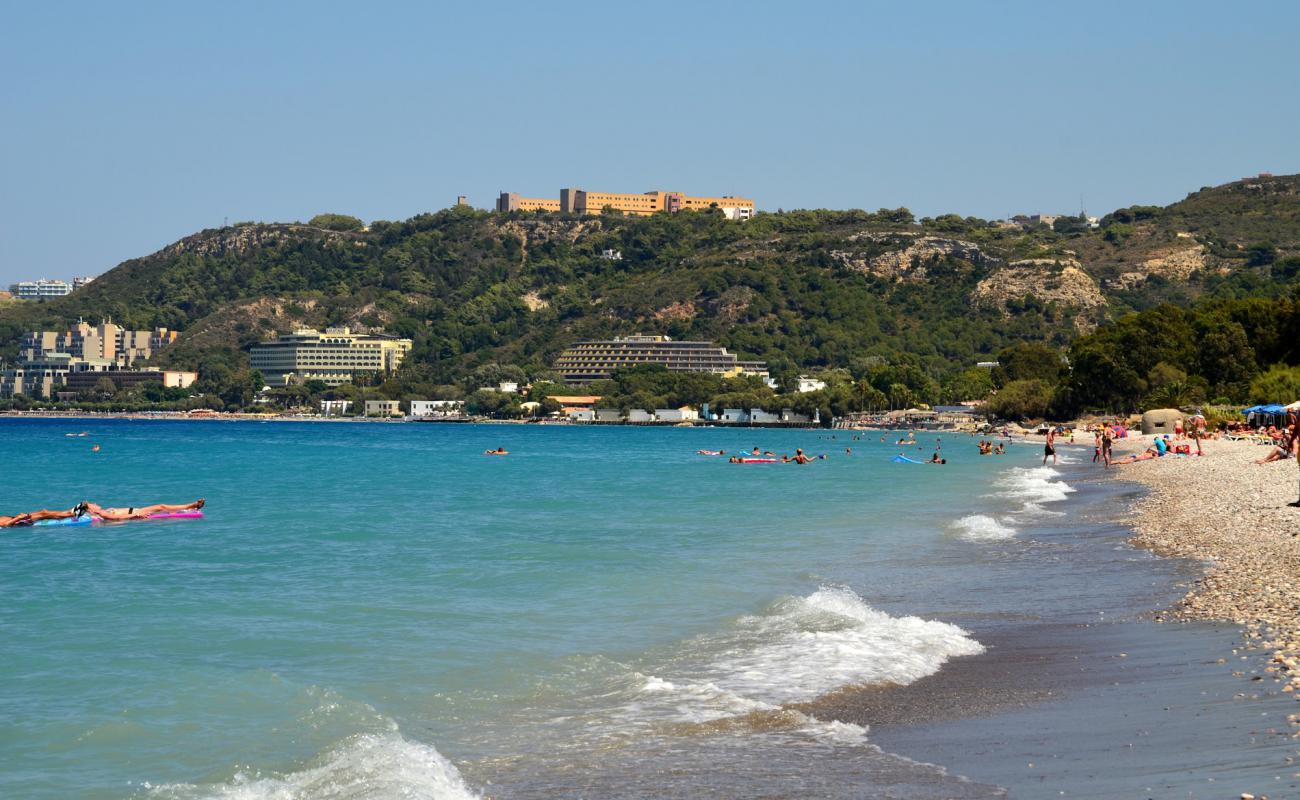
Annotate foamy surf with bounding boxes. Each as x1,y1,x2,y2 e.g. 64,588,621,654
624,587,983,739
951,514,1018,541
143,731,480,800
995,466,1075,514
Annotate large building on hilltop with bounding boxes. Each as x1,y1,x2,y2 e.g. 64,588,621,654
553,335,769,384
496,188,755,220
250,327,412,387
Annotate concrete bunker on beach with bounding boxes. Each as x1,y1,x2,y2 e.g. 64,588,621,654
1140,408,1183,436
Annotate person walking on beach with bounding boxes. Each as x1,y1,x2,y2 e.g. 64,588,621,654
1042,428,1057,466
1101,426,1114,469
1290,412,1300,508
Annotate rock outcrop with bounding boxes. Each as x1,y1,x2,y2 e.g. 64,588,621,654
158,224,353,259
972,259,1106,313
831,235,989,281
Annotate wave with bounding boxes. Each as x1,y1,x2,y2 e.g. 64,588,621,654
995,466,1075,511
626,587,983,732
143,731,480,800
950,514,1018,541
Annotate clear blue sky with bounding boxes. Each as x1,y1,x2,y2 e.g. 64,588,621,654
2,1,1297,285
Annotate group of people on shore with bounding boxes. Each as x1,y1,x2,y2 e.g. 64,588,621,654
0,499,205,528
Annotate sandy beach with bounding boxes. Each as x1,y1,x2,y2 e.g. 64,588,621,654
1115,437,1300,732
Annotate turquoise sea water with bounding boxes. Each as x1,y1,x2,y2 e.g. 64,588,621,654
0,420,1290,798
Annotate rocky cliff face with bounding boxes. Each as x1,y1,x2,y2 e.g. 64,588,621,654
972,259,1106,317
157,224,354,260
831,234,990,281
497,218,597,260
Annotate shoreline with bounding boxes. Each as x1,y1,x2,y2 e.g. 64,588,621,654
1114,437,1300,728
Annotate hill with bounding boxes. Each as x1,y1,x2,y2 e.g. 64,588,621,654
2,175,1298,413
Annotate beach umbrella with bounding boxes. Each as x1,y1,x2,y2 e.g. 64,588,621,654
1285,401,1300,411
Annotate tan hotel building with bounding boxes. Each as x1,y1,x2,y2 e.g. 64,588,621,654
496,189,755,219
250,327,412,387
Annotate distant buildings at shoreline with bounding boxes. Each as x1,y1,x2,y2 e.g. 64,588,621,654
553,335,770,384
495,188,754,220
250,327,412,387
1,319,190,398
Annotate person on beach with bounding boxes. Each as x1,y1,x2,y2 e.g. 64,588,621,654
1289,413,1300,508
0,507,83,528
1101,427,1114,468
1042,428,1057,466
1093,430,1102,463
83,499,205,522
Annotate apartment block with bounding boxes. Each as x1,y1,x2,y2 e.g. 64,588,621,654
496,188,755,219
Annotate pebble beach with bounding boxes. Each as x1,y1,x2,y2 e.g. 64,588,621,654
1117,438,1300,736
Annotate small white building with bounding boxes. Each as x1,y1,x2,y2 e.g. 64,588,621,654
594,408,623,423
410,399,464,417
626,409,656,423
720,408,750,423
498,381,519,394
364,400,402,417
568,408,595,422
600,249,623,261
796,376,826,393
780,409,811,424
655,406,699,422
320,400,351,416
749,409,781,424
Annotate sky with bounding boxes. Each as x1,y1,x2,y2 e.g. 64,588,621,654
2,1,1298,285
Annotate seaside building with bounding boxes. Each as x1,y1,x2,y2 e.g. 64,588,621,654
553,335,769,384
72,276,96,291
249,327,412,388
363,400,403,417
409,399,465,418
320,400,352,416
10,279,73,299
63,369,197,393
496,188,754,219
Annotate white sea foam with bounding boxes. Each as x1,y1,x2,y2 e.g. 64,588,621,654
628,587,983,730
995,466,1075,513
145,731,480,800
951,514,1018,541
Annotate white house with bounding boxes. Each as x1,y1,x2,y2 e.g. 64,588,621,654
720,408,750,423
780,409,811,424
410,399,464,417
655,406,699,422
594,408,623,423
320,399,351,416
498,381,519,394
568,408,595,422
626,409,656,423
796,376,827,393
749,409,781,424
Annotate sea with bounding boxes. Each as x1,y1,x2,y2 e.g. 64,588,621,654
1,419,1296,799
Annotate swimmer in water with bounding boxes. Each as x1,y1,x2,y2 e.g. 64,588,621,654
484,448,509,455
83,499,205,522
790,448,811,465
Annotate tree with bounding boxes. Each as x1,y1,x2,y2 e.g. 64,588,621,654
94,377,118,397
1247,365,1300,403
1245,242,1277,267
984,379,1055,421
991,342,1062,388
308,213,364,232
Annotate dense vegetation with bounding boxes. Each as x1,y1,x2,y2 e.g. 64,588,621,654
2,174,1298,420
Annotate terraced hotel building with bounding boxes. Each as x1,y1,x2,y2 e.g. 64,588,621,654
553,335,769,383
250,327,412,387
496,189,754,220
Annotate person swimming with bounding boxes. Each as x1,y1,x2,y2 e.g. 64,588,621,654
484,448,509,455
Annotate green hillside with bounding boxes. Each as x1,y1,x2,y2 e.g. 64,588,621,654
2,175,1299,415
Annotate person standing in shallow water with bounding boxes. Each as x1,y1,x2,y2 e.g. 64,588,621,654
1042,428,1057,466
